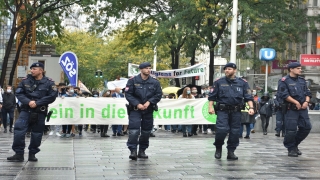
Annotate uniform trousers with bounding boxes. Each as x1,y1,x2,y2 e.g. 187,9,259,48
214,110,241,151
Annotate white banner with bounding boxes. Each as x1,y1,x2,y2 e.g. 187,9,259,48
107,79,128,90
128,63,205,78
45,98,216,125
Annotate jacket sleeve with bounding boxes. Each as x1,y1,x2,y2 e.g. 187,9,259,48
148,80,162,104
243,81,254,102
278,80,290,100
125,78,141,106
208,81,219,101
15,80,32,105
35,80,57,106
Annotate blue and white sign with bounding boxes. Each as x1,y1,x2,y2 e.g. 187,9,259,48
259,48,276,61
59,51,78,87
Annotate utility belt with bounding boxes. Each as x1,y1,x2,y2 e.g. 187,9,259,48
288,103,300,111
214,103,242,112
21,104,48,114
125,103,158,115
275,106,282,111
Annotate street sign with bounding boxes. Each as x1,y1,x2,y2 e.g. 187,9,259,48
300,54,320,66
259,48,276,61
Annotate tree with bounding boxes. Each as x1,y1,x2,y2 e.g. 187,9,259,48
0,0,85,86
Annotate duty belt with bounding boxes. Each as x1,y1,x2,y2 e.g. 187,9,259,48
216,103,242,111
21,104,48,113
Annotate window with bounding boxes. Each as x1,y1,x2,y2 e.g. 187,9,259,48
313,0,318,7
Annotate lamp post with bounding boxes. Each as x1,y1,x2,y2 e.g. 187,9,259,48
230,0,239,63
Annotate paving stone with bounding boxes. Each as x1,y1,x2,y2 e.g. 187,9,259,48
0,129,320,179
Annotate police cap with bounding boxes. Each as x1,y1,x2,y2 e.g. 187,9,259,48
30,62,44,69
139,62,152,69
287,62,301,69
223,63,237,70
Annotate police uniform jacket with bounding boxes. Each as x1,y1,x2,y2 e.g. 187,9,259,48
278,75,311,104
125,74,162,106
208,76,253,105
16,74,57,107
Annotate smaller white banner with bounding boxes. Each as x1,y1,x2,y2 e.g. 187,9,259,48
128,63,205,78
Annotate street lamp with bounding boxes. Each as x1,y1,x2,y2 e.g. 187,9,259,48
230,0,239,63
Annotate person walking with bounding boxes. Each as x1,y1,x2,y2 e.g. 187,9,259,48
277,62,312,157
7,62,57,162
208,63,254,160
258,92,273,135
1,85,16,133
125,62,162,160
274,94,285,137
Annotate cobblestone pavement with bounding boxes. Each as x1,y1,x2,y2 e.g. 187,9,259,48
0,128,320,180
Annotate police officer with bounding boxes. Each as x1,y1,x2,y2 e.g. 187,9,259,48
208,63,254,160
125,62,162,160
277,62,311,157
274,94,285,137
7,62,57,162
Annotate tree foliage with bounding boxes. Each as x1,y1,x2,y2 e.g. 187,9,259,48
0,0,86,85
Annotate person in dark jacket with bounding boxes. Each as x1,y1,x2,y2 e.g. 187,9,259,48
7,62,57,162
259,92,273,135
1,85,16,133
125,62,162,160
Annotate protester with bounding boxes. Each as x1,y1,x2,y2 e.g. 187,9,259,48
1,85,16,133
179,87,195,137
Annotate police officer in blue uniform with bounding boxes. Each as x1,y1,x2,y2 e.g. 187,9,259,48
277,62,312,157
274,94,285,137
7,62,57,162
125,62,162,160
208,63,254,160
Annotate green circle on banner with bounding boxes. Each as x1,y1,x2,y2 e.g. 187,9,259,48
202,101,216,123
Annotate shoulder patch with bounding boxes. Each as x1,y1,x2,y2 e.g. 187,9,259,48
130,76,134,79
281,77,286,81
214,78,220,82
241,78,247,82
22,77,27,80
48,78,54,81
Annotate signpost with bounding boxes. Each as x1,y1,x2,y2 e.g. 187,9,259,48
259,48,276,93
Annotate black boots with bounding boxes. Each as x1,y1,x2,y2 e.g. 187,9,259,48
275,131,280,137
138,150,148,159
215,147,222,159
215,148,238,160
28,154,38,161
296,147,302,155
4,128,7,133
7,154,24,162
129,149,137,160
227,151,238,160
129,149,148,160
288,149,298,157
